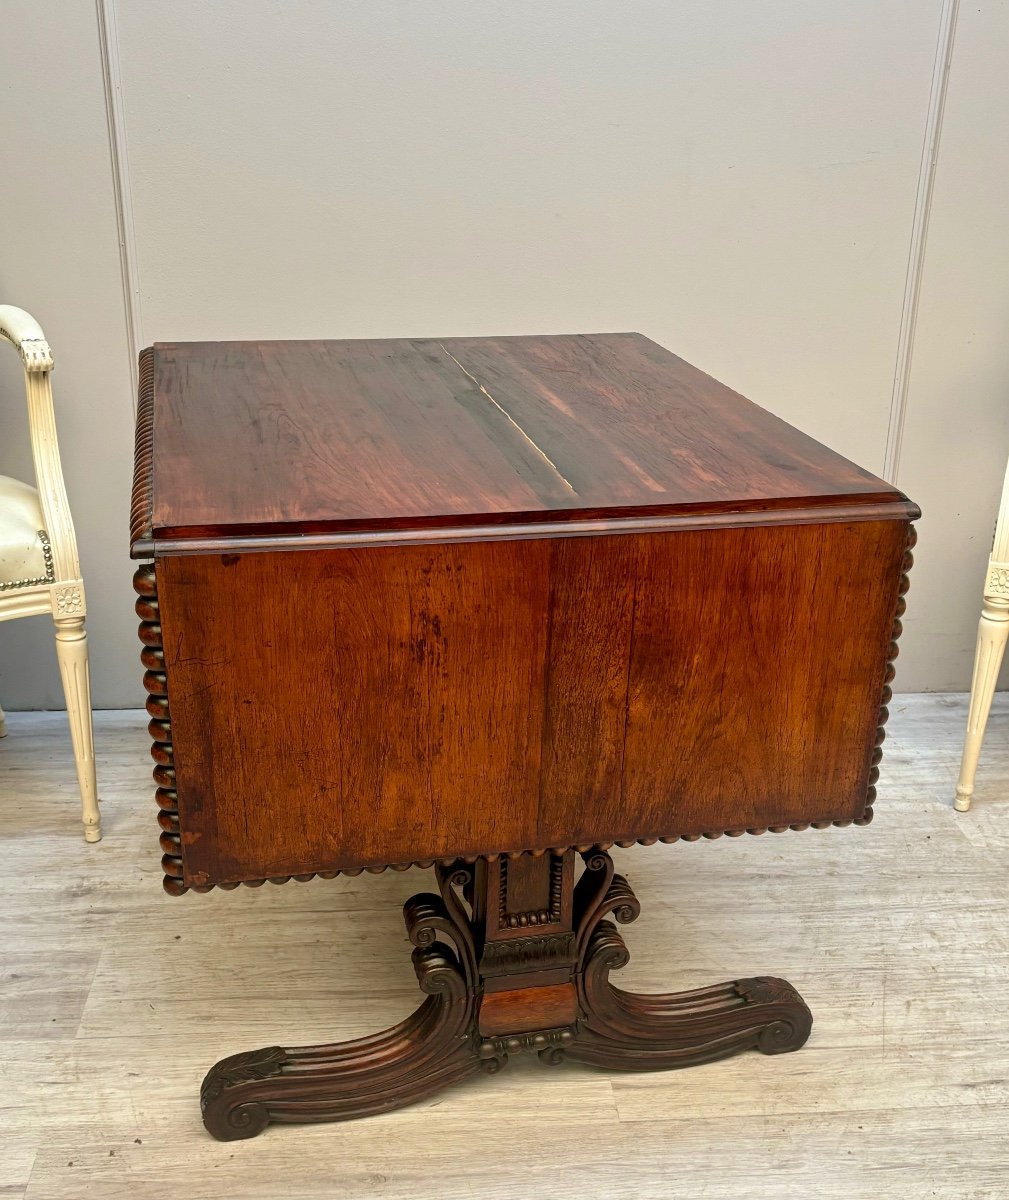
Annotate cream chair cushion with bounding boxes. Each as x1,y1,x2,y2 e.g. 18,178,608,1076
0,473,49,588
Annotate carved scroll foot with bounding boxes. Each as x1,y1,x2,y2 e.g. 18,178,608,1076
561,850,811,1072
565,922,811,1071
201,867,483,1141
200,948,480,1140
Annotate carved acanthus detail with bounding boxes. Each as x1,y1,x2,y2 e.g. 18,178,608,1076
736,977,805,1007
479,931,577,977
201,1046,287,1105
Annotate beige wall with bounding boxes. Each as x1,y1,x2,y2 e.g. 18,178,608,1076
890,0,1009,693
0,1,1006,707
0,2,137,710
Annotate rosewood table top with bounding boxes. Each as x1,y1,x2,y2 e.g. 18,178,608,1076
134,332,908,549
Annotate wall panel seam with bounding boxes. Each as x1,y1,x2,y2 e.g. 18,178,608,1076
96,0,143,402
883,0,960,486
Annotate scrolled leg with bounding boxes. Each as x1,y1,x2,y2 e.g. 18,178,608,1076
564,918,811,1072
196,849,812,1139
201,870,483,1140
559,852,812,1072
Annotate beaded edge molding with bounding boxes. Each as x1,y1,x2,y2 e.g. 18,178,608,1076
130,346,156,551
863,522,916,827
134,563,185,890
136,523,915,898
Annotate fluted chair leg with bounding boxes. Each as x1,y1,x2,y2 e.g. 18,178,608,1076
955,597,1009,812
53,615,101,841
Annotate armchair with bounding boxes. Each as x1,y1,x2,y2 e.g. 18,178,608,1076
0,305,100,840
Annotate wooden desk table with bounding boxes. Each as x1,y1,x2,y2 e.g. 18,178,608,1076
130,333,917,1140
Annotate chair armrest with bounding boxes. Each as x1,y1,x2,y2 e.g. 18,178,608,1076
0,305,54,372
0,304,80,583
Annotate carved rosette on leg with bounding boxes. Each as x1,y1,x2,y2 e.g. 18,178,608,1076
199,849,811,1140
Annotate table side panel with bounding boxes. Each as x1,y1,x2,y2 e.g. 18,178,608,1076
538,521,907,843
153,522,908,886
157,541,550,886
621,520,904,836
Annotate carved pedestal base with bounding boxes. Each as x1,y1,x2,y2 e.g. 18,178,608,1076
201,851,811,1140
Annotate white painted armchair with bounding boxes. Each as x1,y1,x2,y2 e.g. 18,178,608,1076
0,305,100,840
955,456,1009,811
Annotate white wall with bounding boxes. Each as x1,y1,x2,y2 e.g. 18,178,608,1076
1,0,1006,707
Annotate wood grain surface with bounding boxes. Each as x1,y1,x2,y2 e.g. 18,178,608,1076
477,983,579,1036
156,520,908,885
145,334,909,541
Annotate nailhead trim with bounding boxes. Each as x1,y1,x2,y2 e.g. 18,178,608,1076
0,529,55,592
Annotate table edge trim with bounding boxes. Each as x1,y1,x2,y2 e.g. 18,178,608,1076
132,500,919,559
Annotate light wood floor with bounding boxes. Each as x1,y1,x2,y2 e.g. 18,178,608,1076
1,694,1007,1199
